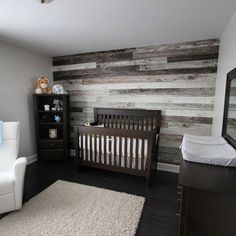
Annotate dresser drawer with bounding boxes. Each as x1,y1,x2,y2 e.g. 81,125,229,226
40,140,64,149
40,150,64,161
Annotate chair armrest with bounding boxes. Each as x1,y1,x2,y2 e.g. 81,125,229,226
13,157,27,209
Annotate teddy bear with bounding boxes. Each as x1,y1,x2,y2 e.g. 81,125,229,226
35,77,52,94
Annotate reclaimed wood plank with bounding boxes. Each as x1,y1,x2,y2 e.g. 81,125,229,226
168,53,219,62
109,88,215,97
98,57,167,68
139,59,218,71
53,62,96,72
81,73,216,85
54,67,217,81
53,48,135,66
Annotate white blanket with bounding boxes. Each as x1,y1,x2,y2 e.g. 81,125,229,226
181,134,236,167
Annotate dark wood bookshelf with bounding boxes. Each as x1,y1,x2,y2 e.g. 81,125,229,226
33,94,70,161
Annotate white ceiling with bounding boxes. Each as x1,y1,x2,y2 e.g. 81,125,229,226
0,0,236,57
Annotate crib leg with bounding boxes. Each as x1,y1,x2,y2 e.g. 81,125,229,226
146,172,151,188
155,159,158,172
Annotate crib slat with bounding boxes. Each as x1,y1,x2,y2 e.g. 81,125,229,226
85,134,88,161
99,134,102,164
109,135,112,165
141,117,144,131
81,134,84,160
114,136,117,166
141,138,145,170
130,138,133,168
104,135,107,165
108,115,110,128
119,136,122,167
151,117,154,130
104,115,107,128
132,117,135,130
124,137,127,168
135,138,139,169
116,115,118,128
111,115,114,128
94,134,97,163
101,114,104,126
89,134,93,162
128,116,131,130
146,117,149,131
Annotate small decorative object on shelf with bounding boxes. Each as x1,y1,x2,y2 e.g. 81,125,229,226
44,104,50,111
52,99,63,111
49,129,57,139
52,84,67,94
33,94,70,161
35,77,52,94
54,115,62,123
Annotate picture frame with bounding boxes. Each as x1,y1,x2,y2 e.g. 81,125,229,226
49,129,57,139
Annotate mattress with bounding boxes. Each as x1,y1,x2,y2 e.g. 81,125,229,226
181,134,236,167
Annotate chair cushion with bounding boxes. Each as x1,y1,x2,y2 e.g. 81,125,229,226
0,172,14,195
3,122,20,140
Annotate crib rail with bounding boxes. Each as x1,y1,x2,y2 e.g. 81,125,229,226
74,126,157,177
94,108,161,131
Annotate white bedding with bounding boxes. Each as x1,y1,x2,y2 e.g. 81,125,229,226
79,135,150,170
80,150,147,170
181,134,236,167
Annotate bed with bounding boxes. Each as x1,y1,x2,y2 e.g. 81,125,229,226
74,108,161,186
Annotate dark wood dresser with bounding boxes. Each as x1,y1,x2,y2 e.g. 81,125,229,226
33,94,70,161
178,156,236,236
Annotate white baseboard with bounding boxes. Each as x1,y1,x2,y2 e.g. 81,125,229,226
157,162,179,173
27,154,38,165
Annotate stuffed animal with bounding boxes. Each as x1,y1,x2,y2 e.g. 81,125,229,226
54,115,62,123
52,99,63,111
52,84,67,94
35,77,52,94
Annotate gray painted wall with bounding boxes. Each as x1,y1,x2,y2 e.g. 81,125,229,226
212,10,236,135
0,41,52,158
53,39,219,164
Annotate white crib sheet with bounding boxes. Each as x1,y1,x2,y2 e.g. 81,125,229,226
79,135,148,159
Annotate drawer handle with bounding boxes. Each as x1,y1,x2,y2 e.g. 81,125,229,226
176,213,180,217
177,185,183,189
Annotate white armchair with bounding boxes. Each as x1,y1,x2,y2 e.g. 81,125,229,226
0,122,27,214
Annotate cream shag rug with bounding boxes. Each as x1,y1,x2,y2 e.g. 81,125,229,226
0,180,145,236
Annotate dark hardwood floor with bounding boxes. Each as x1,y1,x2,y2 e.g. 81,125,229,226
0,161,179,236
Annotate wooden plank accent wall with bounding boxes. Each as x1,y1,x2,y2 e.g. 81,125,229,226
53,39,219,165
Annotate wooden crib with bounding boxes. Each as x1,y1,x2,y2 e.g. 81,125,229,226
74,108,161,186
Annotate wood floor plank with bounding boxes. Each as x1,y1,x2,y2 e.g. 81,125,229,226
0,162,179,236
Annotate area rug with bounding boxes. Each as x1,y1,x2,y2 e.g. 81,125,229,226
0,180,145,236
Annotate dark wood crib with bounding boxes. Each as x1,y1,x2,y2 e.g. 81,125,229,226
74,108,161,186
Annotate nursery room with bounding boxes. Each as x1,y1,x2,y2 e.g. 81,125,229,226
1,0,236,235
